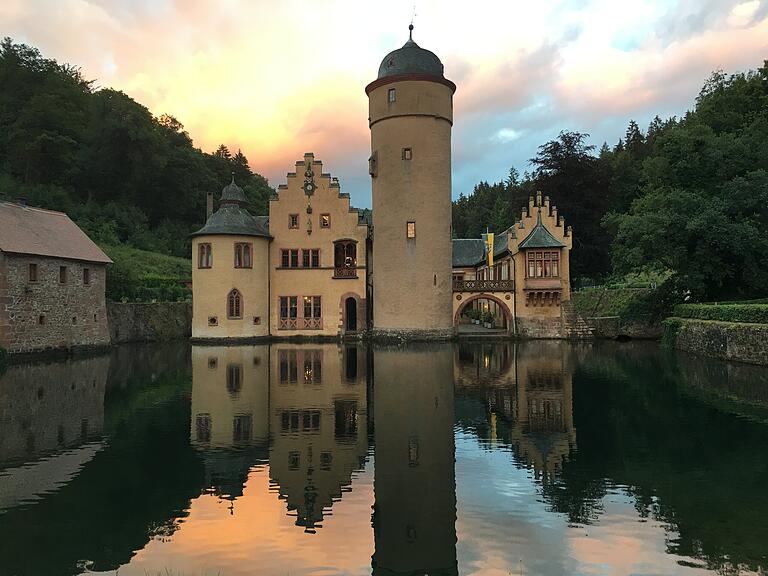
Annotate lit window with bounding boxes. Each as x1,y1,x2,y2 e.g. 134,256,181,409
289,214,299,229
406,221,416,239
28,263,38,282
83,268,91,285
198,243,212,268
303,296,322,319
388,88,396,102
402,147,412,160
320,214,330,228
227,289,242,319
234,242,252,268
527,250,560,278
59,266,67,284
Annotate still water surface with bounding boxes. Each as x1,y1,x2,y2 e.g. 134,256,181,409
1,341,767,576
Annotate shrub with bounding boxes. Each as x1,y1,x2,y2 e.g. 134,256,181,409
673,303,768,324
0,346,7,372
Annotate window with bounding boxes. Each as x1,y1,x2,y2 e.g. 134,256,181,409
28,263,38,282
38,315,45,325
311,249,320,268
279,296,298,319
208,357,218,369
253,316,261,325
406,221,416,239
196,414,212,442
198,243,212,268
208,316,218,326
233,414,252,443
320,214,330,228
234,242,252,268
302,249,310,268
279,349,299,383
388,88,396,102
303,296,321,319
402,147,412,160
289,214,299,229
334,241,357,277
83,268,91,285
527,251,560,278
290,249,299,268
227,289,242,319
227,364,242,395
59,266,67,284
281,249,290,268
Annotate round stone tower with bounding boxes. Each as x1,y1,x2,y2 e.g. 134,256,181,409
366,25,456,339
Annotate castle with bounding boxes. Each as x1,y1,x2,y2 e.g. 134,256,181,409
191,26,572,340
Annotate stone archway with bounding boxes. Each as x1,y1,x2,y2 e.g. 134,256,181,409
454,293,513,333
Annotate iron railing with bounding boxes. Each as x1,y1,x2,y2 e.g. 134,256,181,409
453,279,515,292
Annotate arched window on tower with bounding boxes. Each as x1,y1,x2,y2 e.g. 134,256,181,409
228,289,243,319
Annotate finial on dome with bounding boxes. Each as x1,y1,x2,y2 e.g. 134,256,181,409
230,171,235,184
409,23,414,40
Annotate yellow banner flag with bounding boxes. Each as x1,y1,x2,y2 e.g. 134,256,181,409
485,232,494,267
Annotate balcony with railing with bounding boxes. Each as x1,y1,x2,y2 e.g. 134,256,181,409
333,266,358,279
453,279,515,292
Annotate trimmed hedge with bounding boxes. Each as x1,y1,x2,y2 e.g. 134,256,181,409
673,303,768,324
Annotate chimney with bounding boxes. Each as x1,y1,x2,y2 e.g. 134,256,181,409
206,191,214,220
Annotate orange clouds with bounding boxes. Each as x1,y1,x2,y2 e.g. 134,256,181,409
2,0,767,200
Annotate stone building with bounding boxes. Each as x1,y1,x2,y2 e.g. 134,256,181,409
190,155,368,340
452,191,573,337
0,201,112,353
367,25,456,340
190,26,574,341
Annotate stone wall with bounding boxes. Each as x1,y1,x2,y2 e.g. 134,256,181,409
108,301,192,344
516,316,564,339
590,316,663,339
0,253,110,354
665,318,768,366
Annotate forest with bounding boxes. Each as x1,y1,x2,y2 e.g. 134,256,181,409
1,38,766,304
453,63,768,303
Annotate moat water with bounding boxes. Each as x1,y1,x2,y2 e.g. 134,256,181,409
1,340,767,576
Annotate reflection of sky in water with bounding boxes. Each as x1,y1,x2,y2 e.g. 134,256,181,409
454,431,726,576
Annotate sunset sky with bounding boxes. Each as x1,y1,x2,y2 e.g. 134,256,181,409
2,0,767,207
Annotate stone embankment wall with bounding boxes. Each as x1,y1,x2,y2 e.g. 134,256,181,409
107,302,191,344
664,318,768,366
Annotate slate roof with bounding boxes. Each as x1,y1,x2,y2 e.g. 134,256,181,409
378,26,445,79
518,212,565,250
452,239,485,267
190,179,271,239
0,201,112,264
190,204,271,238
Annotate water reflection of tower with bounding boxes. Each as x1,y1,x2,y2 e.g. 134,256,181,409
371,344,458,576
511,341,576,480
268,344,369,533
190,345,270,503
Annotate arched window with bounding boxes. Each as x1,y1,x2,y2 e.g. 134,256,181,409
228,289,242,319
333,240,358,278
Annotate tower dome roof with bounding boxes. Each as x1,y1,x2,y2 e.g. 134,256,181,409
220,175,247,204
377,25,445,80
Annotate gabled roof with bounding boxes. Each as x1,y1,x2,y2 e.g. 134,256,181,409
0,202,112,264
452,239,485,267
518,211,565,250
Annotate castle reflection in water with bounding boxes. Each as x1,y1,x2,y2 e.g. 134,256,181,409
187,341,575,575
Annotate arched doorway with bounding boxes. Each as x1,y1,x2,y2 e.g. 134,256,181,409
454,293,513,333
345,297,358,331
